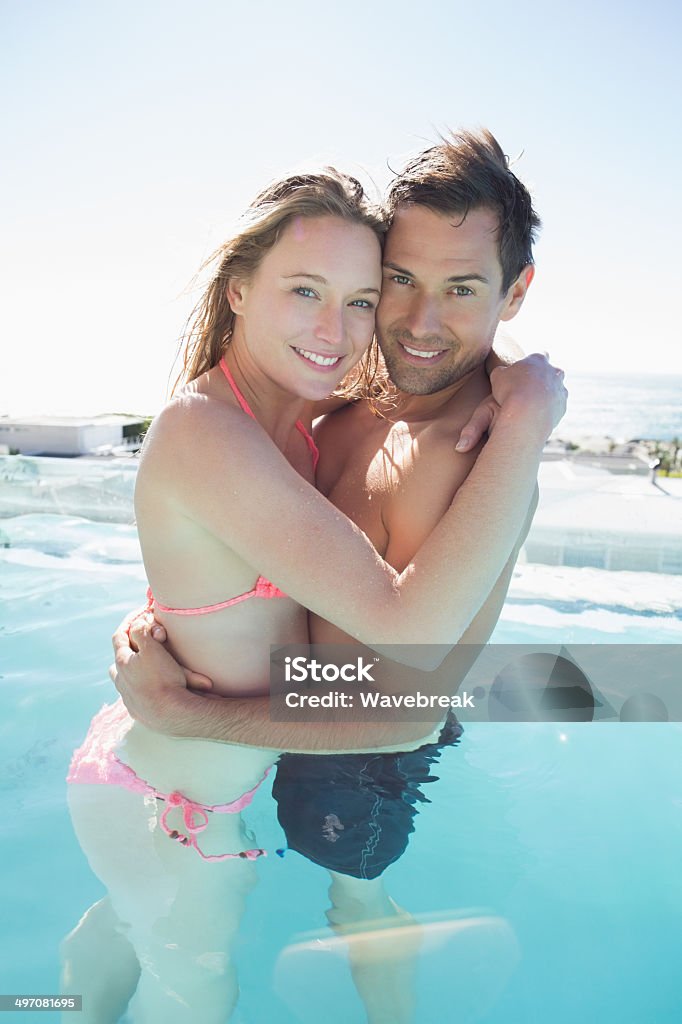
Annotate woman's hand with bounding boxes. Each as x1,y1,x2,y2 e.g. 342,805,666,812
110,610,213,731
455,353,567,452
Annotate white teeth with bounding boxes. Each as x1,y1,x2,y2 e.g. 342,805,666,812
403,345,443,359
294,348,341,367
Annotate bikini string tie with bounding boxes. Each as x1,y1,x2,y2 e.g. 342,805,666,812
159,790,266,862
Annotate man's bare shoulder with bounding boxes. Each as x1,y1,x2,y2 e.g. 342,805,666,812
315,401,393,486
314,398,377,436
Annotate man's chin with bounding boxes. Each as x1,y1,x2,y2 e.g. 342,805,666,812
385,355,487,396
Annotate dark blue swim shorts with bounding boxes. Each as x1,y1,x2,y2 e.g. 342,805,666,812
272,714,462,880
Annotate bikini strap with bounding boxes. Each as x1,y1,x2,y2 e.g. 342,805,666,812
219,357,256,419
220,356,319,469
296,421,320,471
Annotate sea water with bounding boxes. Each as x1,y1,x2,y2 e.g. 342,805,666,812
557,371,682,442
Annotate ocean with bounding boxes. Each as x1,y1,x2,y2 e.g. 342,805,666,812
557,372,682,442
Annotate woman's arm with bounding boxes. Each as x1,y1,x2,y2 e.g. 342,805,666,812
112,494,535,750
453,333,526,452
150,354,564,667
488,331,526,369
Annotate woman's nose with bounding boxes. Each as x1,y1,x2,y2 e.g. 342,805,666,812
314,304,345,347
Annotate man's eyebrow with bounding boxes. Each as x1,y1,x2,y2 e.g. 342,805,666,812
446,273,490,285
383,261,489,285
382,261,413,276
283,273,380,295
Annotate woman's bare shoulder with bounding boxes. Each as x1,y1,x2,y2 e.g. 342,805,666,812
144,387,256,453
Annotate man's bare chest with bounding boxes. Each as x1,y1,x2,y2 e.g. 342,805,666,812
317,412,477,560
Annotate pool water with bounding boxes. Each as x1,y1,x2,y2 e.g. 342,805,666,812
1,501,681,1022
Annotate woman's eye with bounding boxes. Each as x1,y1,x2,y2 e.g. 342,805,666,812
293,286,318,298
349,299,375,310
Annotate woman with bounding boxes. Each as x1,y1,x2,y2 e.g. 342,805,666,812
65,167,564,1022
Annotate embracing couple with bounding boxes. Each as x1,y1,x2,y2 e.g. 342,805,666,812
111,127,565,743
64,128,566,1023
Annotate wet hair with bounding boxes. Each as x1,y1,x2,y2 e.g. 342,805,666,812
175,169,386,391
385,129,541,292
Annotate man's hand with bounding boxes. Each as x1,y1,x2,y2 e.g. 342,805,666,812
110,610,213,732
456,353,566,452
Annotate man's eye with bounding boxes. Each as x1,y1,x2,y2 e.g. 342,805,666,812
293,286,318,298
391,275,412,286
451,285,473,296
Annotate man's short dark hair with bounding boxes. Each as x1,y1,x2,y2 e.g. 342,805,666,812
385,129,541,292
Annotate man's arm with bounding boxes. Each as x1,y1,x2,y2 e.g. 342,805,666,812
111,617,439,754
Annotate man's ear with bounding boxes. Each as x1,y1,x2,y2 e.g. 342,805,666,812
499,264,534,322
226,278,248,315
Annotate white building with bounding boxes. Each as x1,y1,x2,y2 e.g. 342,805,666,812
0,414,148,456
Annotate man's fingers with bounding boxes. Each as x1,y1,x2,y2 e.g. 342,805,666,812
112,606,147,655
455,402,496,451
185,670,214,691
128,616,153,653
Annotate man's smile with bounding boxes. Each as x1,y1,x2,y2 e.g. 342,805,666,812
397,340,448,364
399,342,446,362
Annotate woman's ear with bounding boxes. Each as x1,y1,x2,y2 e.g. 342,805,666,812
226,278,248,315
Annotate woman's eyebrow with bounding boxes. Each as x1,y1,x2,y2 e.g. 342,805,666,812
283,272,328,282
284,273,380,295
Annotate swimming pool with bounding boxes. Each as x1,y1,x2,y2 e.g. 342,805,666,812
2,458,681,1022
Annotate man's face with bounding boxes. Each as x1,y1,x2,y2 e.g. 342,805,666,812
377,204,525,395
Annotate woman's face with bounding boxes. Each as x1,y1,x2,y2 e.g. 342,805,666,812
229,215,382,400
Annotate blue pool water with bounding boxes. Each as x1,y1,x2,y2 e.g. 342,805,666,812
1,473,681,1021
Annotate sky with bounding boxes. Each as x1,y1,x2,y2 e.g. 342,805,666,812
2,0,681,416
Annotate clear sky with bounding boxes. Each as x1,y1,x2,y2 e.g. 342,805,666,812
2,0,680,416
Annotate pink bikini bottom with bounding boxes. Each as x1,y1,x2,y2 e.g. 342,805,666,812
67,700,268,862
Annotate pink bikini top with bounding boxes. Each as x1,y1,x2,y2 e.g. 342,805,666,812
147,356,319,617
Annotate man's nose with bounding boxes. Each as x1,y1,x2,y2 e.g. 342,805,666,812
404,293,442,337
314,304,345,346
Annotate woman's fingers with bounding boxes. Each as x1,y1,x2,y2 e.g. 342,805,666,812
455,399,497,452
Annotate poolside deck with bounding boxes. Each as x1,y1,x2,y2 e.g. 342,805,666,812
2,455,681,574
527,460,682,573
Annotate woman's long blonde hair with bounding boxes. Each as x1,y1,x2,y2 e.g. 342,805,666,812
174,169,387,397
